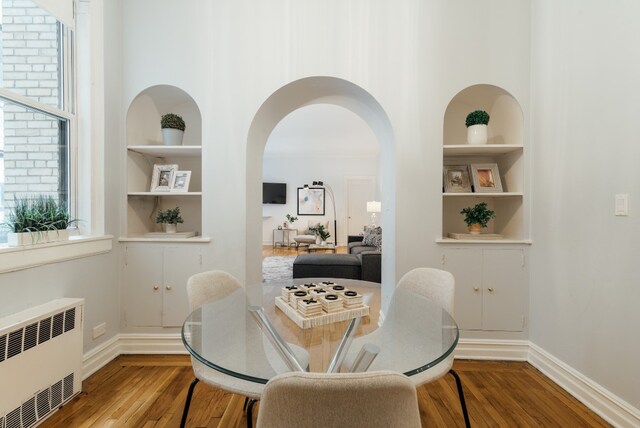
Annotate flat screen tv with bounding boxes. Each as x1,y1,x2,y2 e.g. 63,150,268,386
263,182,287,204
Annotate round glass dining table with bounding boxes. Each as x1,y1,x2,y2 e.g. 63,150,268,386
182,278,459,384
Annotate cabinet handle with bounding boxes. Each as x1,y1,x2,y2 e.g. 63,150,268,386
473,287,480,292
166,285,172,291
153,285,159,291
487,287,494,292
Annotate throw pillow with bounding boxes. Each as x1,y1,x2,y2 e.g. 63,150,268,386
362,226,382,247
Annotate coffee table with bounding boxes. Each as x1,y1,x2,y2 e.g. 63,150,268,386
307,243,336,253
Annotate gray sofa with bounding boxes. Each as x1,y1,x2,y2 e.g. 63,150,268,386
292,236,381,283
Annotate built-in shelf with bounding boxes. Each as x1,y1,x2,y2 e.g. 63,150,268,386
127,192,202,196
443,192,523,198
436,238,532,245
127,145,201,157
118,236,211,243
443,144,523,156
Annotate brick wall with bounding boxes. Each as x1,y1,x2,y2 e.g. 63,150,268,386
1,0,63,221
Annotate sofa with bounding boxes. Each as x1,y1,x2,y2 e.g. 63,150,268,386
292,228,382,282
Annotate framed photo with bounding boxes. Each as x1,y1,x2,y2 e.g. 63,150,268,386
470,163,503,193
297,187,325,215
150,164,178,192
443,165,472,193
171,170,191,192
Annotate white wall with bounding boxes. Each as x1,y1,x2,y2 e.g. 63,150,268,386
530,1,640,409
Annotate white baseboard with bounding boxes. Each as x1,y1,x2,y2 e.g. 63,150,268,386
81,335,640,427
455,338,530,361
528,343,640,428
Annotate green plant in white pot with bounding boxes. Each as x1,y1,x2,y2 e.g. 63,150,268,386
465,110,490,145
2,195,77,246
156,206,184,233
314,224,331,245
161,113,186,146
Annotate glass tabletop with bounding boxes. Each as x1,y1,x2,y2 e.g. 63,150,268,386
182,278,459,384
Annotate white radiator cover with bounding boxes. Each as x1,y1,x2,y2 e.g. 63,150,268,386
0,298,84,428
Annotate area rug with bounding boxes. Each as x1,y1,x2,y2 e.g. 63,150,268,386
263,255,297,282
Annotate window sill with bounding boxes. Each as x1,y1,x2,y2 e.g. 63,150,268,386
0,235,113,274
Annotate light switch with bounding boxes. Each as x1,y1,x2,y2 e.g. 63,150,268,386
615,194,628,216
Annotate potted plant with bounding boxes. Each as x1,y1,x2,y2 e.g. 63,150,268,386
285,214,297,229
314,224,331,245
465,110,490,145
161,113,186,146
460,202,495,234
155,206,184,233
2,195,78,246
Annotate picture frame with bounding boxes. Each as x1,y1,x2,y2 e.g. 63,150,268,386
150,164,178,192
297,187,325,215
470,163,503,193
443,165,472,193
171,170,191,192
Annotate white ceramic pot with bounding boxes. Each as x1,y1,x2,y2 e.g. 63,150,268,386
164,223,177,233
316,236,322,245
467,124,488,145
162,128,184,146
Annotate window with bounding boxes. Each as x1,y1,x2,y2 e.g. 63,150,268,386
0,0,75,243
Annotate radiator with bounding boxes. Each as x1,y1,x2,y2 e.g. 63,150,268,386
0,298,84,428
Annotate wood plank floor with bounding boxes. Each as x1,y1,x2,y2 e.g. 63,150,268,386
41,355,609,427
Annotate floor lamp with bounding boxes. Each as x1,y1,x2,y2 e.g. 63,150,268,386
313,180,337,246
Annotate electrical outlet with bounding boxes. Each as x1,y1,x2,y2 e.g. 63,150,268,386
92,322,106,339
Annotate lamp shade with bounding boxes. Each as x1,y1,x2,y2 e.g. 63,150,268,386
366,201,381,213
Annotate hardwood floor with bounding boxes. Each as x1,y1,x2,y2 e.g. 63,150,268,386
262,244,348,258
41,355,609,427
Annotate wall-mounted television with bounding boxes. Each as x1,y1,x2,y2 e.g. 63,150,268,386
263,182,287,204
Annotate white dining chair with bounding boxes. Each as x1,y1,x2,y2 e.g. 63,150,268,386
181,270,309,428
255,370,421,428
342,267,470,428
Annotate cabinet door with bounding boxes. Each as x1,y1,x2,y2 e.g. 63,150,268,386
123,246,163,327
442,248,483,330
162,246,203,327
482,249,525,331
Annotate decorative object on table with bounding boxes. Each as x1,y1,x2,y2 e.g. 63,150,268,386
160,113,185,146
465,109,490,145
170,170,191,192
2,195,78,246
275,282,369,329
285,213,298,229
460,202,495,234
443,165,472,193
155,206,184,233
297,186,325,215
470,163,503,193
313,223,331,245
366,201,381,226
150,164,178,192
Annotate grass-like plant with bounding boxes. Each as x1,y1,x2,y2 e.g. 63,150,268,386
161,113,186,131
3,195,77,234
465,110,490,127
155,207,184,225
460,202,495,228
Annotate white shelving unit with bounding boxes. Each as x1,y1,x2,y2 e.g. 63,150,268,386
122,85,207,242
441,84,528,243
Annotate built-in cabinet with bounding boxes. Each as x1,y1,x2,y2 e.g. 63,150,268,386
441,84,527,242
122,85,207,241
442,247,526,332
122,245,205,327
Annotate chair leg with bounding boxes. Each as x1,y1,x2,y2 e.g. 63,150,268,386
449,369,471,428
246,399,257,428
180,378,200,428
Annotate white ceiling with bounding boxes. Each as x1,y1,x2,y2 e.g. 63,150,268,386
264,104,380,157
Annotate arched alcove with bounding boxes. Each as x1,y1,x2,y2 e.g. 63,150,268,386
246,77,396,300
442,84,526,241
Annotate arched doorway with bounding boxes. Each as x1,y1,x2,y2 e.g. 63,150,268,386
246,76,396,303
